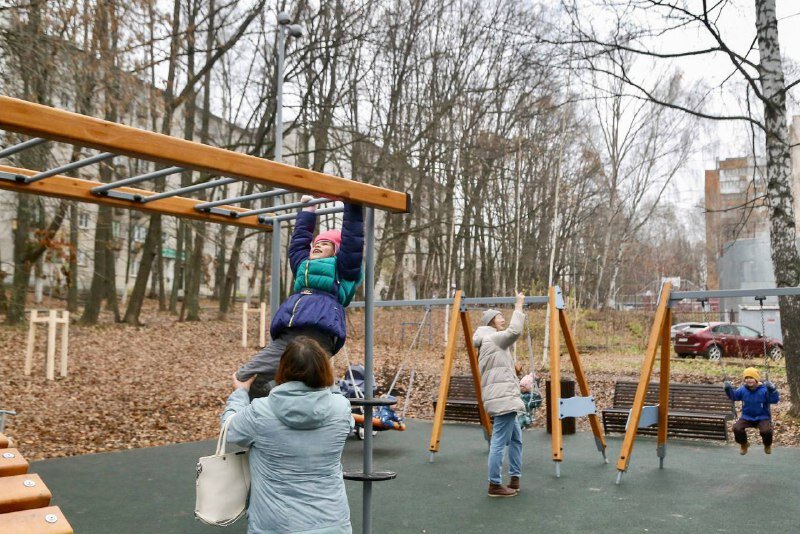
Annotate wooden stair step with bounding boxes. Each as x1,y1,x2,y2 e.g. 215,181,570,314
0,506,73,534
0,474,52,514
0,448,29,477
0,433,8,448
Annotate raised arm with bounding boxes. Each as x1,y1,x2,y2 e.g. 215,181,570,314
488,293,526,350
220,377,258,448
336,203,364,282
287,198,317,274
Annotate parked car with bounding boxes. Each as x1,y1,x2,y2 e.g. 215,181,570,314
670,322,706,342
673,322,783,361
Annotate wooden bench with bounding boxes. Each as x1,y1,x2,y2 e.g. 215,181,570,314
432,375,482,424
601,381,735,441
0,433,8,448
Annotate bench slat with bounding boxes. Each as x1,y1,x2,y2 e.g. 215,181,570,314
0,434,8,448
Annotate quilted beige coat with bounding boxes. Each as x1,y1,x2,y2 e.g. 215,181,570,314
473,310,526,417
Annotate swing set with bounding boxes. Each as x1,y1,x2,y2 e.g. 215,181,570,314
427,286,609,477
614,282,800,485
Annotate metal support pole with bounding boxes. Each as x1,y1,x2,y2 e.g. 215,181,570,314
270,220,282,324
28,152,115,183
363,207,375,534
0,137,46,159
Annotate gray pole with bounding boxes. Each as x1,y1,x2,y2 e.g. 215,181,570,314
275,23,285,164
363,207,375,534
270,221,282,323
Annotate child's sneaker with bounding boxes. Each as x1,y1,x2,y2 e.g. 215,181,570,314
764,445,772,454
739,443,749,455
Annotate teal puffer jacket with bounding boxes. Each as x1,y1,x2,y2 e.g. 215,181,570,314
292,257,361,307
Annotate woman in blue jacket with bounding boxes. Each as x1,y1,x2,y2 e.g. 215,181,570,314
236,197,364,398
223,336,353,533
724,367,779,455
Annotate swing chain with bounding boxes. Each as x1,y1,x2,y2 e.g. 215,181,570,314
756,296,770,381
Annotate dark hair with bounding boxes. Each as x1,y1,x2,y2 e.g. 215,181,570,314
275,336,334,388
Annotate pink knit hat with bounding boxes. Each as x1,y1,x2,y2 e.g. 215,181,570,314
313,229,342,252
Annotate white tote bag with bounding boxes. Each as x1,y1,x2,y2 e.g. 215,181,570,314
195,414,251,526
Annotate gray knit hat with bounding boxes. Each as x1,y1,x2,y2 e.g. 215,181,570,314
480,309,502,327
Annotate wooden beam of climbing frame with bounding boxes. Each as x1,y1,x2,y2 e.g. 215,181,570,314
0,96,411,213
615,282,673,476
0,165,267,230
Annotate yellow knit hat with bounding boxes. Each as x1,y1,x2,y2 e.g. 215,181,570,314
743,367,760,381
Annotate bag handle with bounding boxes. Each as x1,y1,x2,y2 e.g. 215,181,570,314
216,414,236,457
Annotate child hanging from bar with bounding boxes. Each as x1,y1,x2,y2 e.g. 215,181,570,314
724,367,779,455
235,196,364,399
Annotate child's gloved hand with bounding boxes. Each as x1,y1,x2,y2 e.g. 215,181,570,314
301,194,317,212
723,380,732,389
763,380,776,391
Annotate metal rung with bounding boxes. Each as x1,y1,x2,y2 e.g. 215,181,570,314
0,138,47,159
558,396,597,419
268,205,344,224
91,166,184,194
27,152,115,183
141,177,237,203
238,197,331,218
194,188,290,211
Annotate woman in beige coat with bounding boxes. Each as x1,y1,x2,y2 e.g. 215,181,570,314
473,292,526,497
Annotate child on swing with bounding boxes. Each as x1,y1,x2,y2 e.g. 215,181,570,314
724,367,779,455
235,196,364,399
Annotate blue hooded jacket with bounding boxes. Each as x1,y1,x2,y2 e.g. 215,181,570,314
222,383,353,533
725,383,779,421
270,203,364,354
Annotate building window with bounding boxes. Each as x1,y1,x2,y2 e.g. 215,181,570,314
78,211,90,229
112,221,122,239
77,251,88,266
133,225,147,242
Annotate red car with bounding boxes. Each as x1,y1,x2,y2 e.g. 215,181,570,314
673,322,783,361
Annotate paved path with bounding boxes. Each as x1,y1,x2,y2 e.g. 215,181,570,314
33,420,799,533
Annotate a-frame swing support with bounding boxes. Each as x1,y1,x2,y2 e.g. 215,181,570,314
614,283,800,485
428,286,608,475
548,286,608,477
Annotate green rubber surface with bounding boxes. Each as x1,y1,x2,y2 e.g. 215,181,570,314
32,419,799,533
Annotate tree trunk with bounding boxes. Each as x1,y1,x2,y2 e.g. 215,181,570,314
755,0,800,416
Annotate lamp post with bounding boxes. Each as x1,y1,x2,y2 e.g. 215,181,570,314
270,12,302,323
275,11,303,164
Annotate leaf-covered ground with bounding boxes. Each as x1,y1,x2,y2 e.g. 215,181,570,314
1,300,797,460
